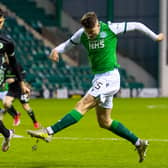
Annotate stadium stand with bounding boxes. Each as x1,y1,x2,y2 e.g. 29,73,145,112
0,2,144,97
0,0,56,31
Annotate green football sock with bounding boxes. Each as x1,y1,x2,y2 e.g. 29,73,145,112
109,120,138,144
51,109,83,134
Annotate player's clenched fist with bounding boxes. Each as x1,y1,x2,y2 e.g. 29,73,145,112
49,49,59,62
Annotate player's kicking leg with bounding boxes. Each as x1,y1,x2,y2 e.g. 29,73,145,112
27,128,52,142
27,108,84,143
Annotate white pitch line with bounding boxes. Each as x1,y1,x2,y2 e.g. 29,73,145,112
1,135,168,142
53,137,168,142
0,135,23,138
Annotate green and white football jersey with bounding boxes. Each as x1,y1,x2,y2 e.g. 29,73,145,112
80,22,120,74
56,21,158,74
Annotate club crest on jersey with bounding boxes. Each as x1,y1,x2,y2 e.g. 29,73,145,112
0,43,4,49
100,32,107,38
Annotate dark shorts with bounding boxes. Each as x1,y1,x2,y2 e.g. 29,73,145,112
7,82,29,104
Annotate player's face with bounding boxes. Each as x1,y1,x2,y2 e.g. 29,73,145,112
0,16,5,29
84,21,100,39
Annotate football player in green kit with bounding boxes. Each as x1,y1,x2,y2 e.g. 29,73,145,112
27,12,164,162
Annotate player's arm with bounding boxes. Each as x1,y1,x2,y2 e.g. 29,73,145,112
126,22,164,41
108,22,164,41
49,28,84,62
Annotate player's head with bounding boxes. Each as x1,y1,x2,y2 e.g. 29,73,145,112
0,8,5,30
80,11,100,39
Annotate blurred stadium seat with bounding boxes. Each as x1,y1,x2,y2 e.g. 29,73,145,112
1,0,56,31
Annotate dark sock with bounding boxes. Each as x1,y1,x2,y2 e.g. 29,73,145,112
51,109,83,134
7,105,18,118
0,120,10,138
27,109,37,123
109,120,138,144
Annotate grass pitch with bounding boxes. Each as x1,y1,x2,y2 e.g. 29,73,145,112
0,98,168,168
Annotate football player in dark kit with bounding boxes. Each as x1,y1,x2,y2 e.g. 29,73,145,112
0,8,30,152
3,64,40,128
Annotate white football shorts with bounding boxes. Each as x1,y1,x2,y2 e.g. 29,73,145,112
87,69,120,109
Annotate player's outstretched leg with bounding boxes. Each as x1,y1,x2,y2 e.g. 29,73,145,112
27,128,52,142
27,109,83,142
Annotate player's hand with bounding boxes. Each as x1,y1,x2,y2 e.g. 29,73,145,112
6,78,15,84
157,33,164,41
49,49,59,62
20,81,30,95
